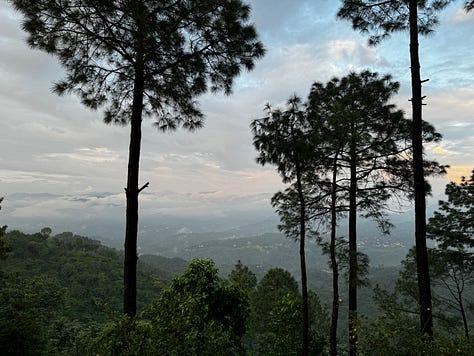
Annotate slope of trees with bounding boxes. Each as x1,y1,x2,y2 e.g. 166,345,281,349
2,227,474,354
0,230,164,354
11,0,265,317
1,230,163,323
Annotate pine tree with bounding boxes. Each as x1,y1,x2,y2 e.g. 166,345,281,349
427,170,474,338
11,0,264,316
337,0,455,342
0,197,9,260
251,97,313,355
307,70,444,354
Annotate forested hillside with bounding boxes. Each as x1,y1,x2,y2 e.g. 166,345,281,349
1,228,473,355
0,230,184,355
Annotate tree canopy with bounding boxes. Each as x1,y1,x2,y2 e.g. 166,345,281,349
428,170,474,249
11,0,265,316
11,0,265,127
337,0,455,45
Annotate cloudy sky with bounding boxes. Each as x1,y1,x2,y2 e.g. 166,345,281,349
0,0,473,234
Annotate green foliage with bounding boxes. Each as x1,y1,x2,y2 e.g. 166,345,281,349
1,230,162,322
143,258,249,355
229,260,257,291
71,315,153,356
249,280,329,355
428,170,474,249
249,267,300,333
0,274,64,356
248,268,300,351
358,306,474,355
262,292,328,356
359,285,441,354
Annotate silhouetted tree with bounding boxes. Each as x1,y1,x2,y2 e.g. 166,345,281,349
428,170,474,250
337,0,454,343
427,170,474,338
0,198,9,260
308,71,419,354
465,1,474,11
251,97,313,355
11,0,264,316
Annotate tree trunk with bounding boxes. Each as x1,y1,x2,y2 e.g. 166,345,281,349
456,280,469,339
295,159,309,356
329,151,340,356
409,0,433,338
348,122,358,356
123,51,145,317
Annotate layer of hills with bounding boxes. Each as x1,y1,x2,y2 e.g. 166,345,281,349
0,228,404,324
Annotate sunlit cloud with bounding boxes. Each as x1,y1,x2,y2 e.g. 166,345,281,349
445,165,473,183
432,146,451,156
44,147,121,163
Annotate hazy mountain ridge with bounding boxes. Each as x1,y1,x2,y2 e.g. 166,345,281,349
3,191,427,275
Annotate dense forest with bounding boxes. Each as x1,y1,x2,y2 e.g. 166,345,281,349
2,0,474,355
0,225,473,355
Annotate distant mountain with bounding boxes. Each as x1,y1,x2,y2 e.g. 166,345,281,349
140,215,415,281
3,191,428,275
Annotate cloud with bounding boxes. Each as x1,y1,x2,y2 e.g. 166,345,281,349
0,169,73,184
446,165,473,183
44,147,121,163
448,7,474,24
1,0,473,234
432,146,451,156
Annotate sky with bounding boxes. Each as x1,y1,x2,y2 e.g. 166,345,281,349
0,0,473,235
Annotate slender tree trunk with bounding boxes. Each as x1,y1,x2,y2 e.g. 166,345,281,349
295,159,309,356
456,281,469,339
123,50,145,317
348,129,358,356
329,151,340,356
409,0,433,338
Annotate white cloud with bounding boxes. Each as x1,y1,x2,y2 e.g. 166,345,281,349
44,147,121,163
0,169,72,184
449,7,474,24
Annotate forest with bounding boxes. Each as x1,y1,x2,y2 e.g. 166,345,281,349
1,0,474,355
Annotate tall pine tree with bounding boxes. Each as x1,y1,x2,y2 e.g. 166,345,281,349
337,0,456,342
11,0,264,316
251,97,313,355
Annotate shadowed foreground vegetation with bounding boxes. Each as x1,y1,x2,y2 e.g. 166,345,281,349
1,228,474,355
